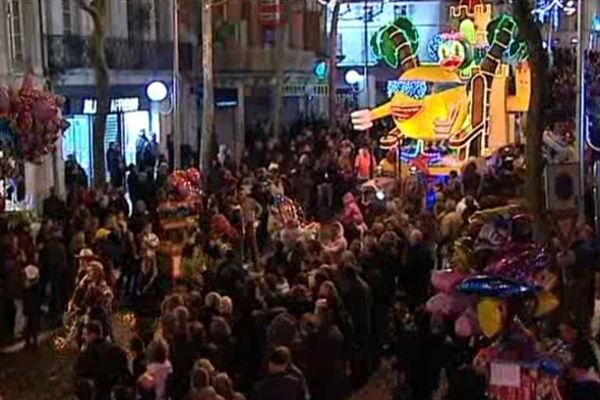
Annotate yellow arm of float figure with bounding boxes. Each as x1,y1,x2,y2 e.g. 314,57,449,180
371,101,392,121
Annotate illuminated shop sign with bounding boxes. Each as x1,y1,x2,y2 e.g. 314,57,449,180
82,97,140,114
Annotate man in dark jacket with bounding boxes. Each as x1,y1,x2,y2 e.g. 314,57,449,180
39,227,67,323
337,252,373,388
253,346,306,400
106,142,124,188
75,321,130,400
42,186,65,222
405,229,435,309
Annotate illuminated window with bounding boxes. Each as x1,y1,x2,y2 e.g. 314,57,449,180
394,4,409,19
6,0,24,71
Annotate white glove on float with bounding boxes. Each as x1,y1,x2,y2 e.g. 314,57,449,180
350,109,374,131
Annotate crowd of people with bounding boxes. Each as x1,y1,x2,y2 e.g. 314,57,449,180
4,50,600,399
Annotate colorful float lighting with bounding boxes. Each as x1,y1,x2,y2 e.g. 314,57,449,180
387,79,428,99
532,0,577,29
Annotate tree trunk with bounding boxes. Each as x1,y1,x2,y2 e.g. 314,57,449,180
78,0,110,186
328,1,341,128
272,0,291,138
513,0,549,237
200,0,215,172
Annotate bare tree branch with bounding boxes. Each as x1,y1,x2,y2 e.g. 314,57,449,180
75,0,98,18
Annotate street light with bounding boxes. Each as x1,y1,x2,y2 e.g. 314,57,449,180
146,81,169,102
345,69,363,85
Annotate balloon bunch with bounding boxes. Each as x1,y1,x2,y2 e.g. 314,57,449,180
167,168,202,201
427,209,559,339
0,73,69,172
428,205,565,397
158,168,203,219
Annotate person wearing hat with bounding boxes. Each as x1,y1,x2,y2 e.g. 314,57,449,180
76,248,98,284
22,265,42,348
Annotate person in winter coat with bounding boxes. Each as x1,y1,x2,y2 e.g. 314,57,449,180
144,338,173,400
304,301,346,400
341,193,367,235
22,265,42,348
39,227,67,322
75,321,130,400
324,222,347,264
337,251,373,387
253,346,306,400
404,229,435,309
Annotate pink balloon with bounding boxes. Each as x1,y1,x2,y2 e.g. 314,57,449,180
455,309,479,338
186,167,202,186
427,292,472,317
431,270,468,294
32,99,54,122
426,293,451,315
176,181,191,198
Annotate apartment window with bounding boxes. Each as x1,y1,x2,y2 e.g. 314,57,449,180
6,0,24,71
394,4,409,19
63,0,72,34
128,1,152,40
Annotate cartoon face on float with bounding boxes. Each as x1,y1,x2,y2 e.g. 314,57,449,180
437,33,472,72
387,66,469,141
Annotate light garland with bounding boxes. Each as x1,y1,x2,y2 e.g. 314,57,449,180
532,0,577,29
387,79,428,99
427,33,444,62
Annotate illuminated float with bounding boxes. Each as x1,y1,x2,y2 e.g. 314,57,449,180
351,0,531,176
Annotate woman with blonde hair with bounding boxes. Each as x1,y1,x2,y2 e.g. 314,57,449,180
214,372,246,400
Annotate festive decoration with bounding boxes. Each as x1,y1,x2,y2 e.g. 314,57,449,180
487,15,529,62
0,73,68,176
386,79,428,99
352,6,531,176
532,0,577,29
457,275,538,298
158,168,203,220
370,17,420,69
427,33,444,62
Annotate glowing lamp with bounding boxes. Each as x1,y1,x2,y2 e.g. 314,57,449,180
146,81,168,102
345,69,363,85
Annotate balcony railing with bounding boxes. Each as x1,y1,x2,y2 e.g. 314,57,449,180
46,35,194,72
214,47,317,73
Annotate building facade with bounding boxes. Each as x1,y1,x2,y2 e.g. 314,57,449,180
0,0,328,202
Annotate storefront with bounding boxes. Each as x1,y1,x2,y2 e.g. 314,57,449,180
58,85,162,182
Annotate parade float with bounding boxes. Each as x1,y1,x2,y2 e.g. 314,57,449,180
427,206,569,400
351,0,531,176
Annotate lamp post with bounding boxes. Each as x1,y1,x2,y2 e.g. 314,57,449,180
575,0,585,216
363,0,369,108
173,0,181,169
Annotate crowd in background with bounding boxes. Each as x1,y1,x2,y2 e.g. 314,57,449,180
3,47,600,400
